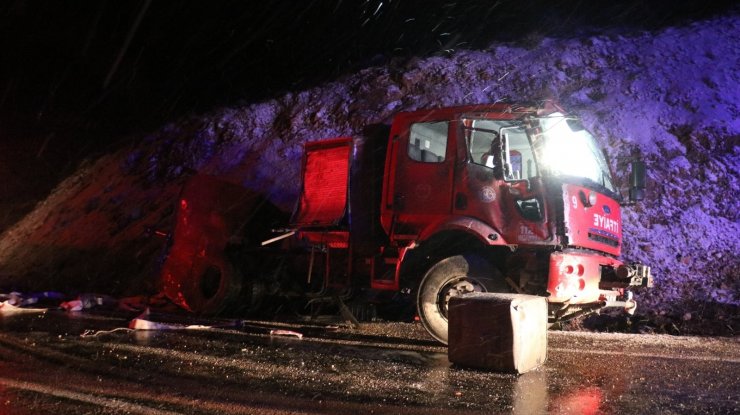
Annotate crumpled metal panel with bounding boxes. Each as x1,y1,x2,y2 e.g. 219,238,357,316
161,175,267,312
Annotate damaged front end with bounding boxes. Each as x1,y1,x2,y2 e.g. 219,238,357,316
598,262,653,314
545,249,653,322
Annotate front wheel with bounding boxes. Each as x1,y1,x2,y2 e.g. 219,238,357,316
417,254,508,344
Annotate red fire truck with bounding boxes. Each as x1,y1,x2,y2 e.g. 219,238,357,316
161,102,651,344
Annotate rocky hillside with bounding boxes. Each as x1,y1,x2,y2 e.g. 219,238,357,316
1,14,737,333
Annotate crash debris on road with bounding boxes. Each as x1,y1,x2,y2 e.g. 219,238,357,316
448,293,548,374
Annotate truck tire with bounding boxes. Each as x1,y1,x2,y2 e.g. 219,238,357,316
189,255,243,315
417,254,508,344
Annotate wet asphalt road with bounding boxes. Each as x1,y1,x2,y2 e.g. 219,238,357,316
0,310,738,414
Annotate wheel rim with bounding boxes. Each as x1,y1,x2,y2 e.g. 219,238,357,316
436,276,487,319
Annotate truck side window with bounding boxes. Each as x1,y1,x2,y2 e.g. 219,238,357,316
503,127,537,181
465,119,538,181
408,121,448,163
469,128,498,169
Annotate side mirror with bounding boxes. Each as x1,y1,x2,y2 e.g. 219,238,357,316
629,160,646,202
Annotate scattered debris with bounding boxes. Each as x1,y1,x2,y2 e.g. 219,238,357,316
1,291,65,307
0,300,47,315
127,309,236,331
118,295,151,312
61,294,118,312
269,329,303,339
80,328,134,338
129,318,214,331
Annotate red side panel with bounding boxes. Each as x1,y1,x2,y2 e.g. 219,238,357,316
292,138,352,227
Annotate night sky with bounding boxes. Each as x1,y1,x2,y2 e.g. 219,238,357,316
0,0,736,202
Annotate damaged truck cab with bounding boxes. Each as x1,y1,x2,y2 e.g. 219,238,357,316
289,102,651,343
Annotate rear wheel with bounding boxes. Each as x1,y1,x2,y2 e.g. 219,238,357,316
417,254,508,344
188,255,243,315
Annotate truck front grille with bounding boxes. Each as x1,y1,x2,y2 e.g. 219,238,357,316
588,232,619,247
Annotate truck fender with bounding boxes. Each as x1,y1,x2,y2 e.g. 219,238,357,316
418,216,509,246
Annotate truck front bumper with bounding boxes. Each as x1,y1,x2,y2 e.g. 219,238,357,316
546,249,620,304
545,249,652,304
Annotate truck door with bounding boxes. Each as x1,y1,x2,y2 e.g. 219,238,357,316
387,119,455,236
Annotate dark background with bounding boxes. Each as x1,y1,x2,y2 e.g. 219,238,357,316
0,0,737,215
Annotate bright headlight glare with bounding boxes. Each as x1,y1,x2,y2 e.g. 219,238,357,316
540,118,602,181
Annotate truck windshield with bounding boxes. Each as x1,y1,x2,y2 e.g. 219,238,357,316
534,115,616,192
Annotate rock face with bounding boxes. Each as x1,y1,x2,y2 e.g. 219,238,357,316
0,15,737,330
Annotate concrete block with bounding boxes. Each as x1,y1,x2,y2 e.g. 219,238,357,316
448,292,547,374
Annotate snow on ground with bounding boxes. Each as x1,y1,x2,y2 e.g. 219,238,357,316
0,14,737,332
